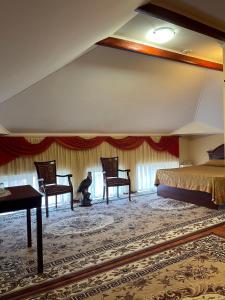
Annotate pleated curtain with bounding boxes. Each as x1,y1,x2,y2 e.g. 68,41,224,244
0,137,179,198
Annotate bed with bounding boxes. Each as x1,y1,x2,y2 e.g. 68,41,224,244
155,144,225,209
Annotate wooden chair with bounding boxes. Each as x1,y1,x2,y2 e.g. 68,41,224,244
34,160,73,217
100,156,131,204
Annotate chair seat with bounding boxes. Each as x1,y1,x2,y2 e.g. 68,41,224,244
40,184,72,196
106,177,129,186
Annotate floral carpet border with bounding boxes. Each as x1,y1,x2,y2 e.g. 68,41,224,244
29,234,225,300
1,200,225,298
27,210,225,273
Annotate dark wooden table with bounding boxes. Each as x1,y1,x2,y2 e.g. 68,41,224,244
0,185,43,273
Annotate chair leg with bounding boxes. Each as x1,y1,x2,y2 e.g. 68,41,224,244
71,190,74,211
103,186,105,200
45,195,49,218
117,186,119,198
106,186,109,205
128,184,131,201
55,195,57,208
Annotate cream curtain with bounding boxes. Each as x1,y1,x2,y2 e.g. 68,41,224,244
0,137,179,198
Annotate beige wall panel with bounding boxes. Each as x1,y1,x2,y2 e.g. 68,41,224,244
188,134,224,165
179,137,191,164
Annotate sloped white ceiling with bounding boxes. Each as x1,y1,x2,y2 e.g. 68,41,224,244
194,70,224,128
0,0,224,135
0,0,146,104
172,121,223,135
0,45,222,134
114,14,223,63
172,67,224,135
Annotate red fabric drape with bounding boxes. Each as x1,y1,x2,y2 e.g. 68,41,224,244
0,136,179,166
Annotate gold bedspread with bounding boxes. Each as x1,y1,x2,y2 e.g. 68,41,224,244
155,163,225,205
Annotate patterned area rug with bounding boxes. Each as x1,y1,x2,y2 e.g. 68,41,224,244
29,234,225,300
1,194,225,297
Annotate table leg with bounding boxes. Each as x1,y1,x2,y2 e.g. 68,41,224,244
27,209,32,247
36,207,43,273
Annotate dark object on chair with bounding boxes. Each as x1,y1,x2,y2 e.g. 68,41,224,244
77,172,92,207
100,157,131,204
34,160,73,217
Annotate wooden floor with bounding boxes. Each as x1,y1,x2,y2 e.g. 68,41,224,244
4,224,225,300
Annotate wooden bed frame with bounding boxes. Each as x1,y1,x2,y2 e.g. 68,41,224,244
157,144,225,209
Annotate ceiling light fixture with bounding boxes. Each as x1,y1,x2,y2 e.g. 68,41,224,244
146,27,175,44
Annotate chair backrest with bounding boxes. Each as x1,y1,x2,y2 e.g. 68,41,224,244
100,157,118,177
34,160,57,186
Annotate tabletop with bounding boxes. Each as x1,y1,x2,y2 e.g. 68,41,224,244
0,185,42,213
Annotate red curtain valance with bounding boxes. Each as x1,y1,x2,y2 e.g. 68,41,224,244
0,136,179,166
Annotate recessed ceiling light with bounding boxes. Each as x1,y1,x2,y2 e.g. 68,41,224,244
146,27,175,44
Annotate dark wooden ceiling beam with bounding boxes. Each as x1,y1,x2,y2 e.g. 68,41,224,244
136,3,225,42
97,37,223,72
